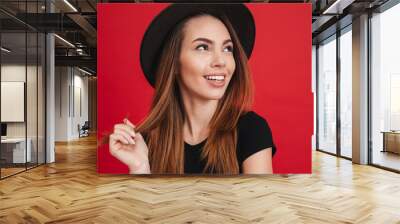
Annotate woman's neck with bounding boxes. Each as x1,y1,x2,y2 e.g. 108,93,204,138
181,93,218,144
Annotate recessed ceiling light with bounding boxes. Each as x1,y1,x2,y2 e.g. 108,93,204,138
322,0,354,15
54,34,75,48
63,0,78,12
1,47,11,53
77,67,93,76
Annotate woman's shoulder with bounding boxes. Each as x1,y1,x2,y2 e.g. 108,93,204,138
238,111,270,130
237,111,276,164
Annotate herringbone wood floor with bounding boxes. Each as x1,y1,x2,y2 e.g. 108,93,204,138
1,135,400,224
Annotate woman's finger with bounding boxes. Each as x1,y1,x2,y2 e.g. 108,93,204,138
124,119,136,129
110,133,129,145
114,123,136,137
114,129,135,145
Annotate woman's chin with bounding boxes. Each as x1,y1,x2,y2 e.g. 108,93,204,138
199,91,226,101
206,96,224,100
184,85,228,101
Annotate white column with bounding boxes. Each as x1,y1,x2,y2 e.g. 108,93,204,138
352,14,369,164
46,1,55,163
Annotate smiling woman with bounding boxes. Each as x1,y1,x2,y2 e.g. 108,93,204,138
179,15,236,100
108,3,277,175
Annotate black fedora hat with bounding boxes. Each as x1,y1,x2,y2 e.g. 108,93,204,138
140,3,256,87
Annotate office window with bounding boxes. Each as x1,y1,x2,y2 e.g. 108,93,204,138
371,2,400,171
339,27,352,158
312,45,317,151
317,35,337,154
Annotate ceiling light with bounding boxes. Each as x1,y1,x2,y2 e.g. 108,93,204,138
322,0,355,15
78,67,93,76
1,47,11,53
63,0,78,12
54,34,75,48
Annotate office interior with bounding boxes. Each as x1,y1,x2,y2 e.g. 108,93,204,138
0,0,399,223
0,0,97,178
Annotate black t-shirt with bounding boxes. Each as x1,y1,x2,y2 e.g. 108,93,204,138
184,111,276,174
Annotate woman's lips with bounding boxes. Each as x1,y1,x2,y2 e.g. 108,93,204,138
203,75,226,88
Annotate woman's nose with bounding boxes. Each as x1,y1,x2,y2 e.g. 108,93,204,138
210,51,226,68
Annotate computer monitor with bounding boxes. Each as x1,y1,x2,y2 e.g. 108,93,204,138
1,123,7,137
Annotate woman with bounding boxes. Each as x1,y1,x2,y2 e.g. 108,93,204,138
108,3,276,174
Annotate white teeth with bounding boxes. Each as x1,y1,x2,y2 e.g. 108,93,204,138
205,75,225,81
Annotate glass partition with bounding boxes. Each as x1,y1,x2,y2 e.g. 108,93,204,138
317,35,337,154
0,1,46,179
1,30,28,177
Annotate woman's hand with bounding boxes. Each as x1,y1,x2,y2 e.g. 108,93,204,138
109,119,151,174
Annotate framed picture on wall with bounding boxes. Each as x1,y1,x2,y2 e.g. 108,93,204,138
97,3,313,175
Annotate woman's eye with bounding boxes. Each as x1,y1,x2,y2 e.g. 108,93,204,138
224,45,233,52
196,44,208,51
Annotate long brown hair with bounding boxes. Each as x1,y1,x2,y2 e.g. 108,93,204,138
136,13,254,174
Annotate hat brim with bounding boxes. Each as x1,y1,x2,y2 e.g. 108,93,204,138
140,3,256,87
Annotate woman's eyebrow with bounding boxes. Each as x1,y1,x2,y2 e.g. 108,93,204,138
223,39,233,45
192,38,232,45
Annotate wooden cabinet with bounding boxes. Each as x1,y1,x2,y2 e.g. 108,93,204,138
382,132,400,154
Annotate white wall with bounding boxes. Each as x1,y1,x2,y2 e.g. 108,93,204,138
1,65,25,132
72,72,89,138
55,66,69,141
1,63,45,164
54,66,89,141
1,64,39,138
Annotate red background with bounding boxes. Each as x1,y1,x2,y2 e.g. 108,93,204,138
97,3,313,174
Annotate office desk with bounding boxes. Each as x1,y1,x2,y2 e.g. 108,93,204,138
1,138,32,163
381,131,400,154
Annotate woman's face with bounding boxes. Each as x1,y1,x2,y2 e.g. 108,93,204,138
178,15,236,101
